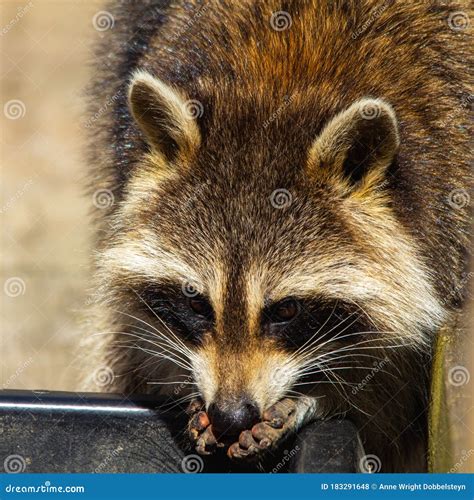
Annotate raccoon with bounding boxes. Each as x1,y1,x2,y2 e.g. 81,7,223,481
84,0,473,472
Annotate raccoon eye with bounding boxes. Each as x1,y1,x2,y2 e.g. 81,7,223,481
188,296,213,318
270,298,300,323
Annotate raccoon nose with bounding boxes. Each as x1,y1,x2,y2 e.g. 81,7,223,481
208,399,260,438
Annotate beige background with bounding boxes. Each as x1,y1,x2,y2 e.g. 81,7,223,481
1,0,102,390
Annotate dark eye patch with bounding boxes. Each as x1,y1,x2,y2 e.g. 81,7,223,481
137,283,214,343
262,298,368,351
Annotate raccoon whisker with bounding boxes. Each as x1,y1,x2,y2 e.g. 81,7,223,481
296,347,402,382
292,380,354,387
113,340,194,372
305,358,396,378
294,369,373,418
109,330,195,370
296,345,407,377
344,297,379,333
288,301,342,360
147,380,196,386
127,357,191,378
298,362,390,375
93,331,192,373
290,309,361,363
112,342,193,372
284,388,326,400
114,345,193,374
112,308,196,360
157,392,202,413
300,343,395,366
311,338,416,361
128,288,197,356
115,327,195,366
296,315,367,363
114,340,194,373
303,313,367,355
297,352,389,373
297,365,396,378
298,332,411,364
315,346,404,377
312,369,363,411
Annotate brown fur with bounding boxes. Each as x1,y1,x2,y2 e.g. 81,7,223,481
84,0,473,472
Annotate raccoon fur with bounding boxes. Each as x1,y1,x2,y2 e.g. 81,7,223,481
83,0,473,472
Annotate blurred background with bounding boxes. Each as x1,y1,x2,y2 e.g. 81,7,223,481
1,0,102,390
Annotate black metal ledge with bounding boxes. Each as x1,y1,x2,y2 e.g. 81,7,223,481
0,390,364,473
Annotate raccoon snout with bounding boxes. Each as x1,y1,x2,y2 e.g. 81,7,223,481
207,398,260,438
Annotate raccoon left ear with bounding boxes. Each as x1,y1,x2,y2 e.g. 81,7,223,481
128,70,201,162
307,98,399,194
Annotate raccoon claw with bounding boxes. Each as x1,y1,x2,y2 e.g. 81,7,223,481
186,398,205,415
262,398,297,428
195,425,219,455
188,410,210,441
228,398,297,460
188,401,225,455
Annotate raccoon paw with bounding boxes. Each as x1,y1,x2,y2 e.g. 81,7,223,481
187,402,224,455
227,398,297,460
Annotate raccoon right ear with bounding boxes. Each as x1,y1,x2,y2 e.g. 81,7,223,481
128,70,201,162
307,98,399,195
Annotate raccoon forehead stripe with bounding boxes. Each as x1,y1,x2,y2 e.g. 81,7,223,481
101,243,200,283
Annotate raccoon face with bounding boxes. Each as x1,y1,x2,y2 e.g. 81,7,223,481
98,71,445,435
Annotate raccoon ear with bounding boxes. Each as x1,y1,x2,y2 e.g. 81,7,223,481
128,70,201,162
308,98,399,194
